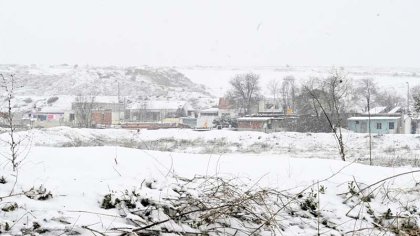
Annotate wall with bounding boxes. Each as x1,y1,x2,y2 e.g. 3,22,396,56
92,110,112,126
162,118,181,124
403,116,412,134
238,120,265,130
197,116,217,128
126,109,181,122
218,109,237,118
111,112,124,124
348,119,400,134
181,118,197,128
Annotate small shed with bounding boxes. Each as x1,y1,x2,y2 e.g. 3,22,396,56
126,100,190,123
347,116,411,134
197,108,219,128
237,117,284,132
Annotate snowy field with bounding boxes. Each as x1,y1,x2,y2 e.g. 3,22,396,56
1,127,420,235
10,127,420,167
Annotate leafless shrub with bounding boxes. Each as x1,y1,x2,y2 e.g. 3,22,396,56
99,175,342,236
340,172,420,235
24,185,53,201
46,96,59,104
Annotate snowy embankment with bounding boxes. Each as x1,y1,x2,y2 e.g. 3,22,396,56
0,127,420,235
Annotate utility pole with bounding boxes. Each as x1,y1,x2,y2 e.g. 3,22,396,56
117,81,121,103
407,82,410,114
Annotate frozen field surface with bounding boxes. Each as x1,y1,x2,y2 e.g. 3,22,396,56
6,127,420,167
0,128,420,235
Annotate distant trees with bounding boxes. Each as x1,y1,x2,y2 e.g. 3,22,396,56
227,73,261,115
47,96,59,104
281,76,296,114
213,115,238,128
411,85,420,113
73,94,96,128
415,96,420,113
267,79,281,106
375,90,405,108
175,107,186,118
355,79,377,113
266,77,296,114
352,79,405,113
294,78,325,117
302,68,351,161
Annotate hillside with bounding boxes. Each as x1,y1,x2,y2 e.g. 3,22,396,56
0,64,216,109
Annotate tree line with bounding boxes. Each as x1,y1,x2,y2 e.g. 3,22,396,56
226,68,409,117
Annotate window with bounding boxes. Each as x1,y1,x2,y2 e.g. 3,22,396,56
355,121,359,124
389,122,394,129
265,104,274,109
377,123,382,129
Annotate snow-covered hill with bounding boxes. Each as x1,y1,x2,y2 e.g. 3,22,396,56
0,64,216,109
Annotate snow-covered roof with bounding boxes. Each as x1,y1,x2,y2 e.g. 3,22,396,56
38,96,120,113
364,106,387,115
39,95,74,112
348,116,400,121
94,96,120,104
237,117,283,121
128,100,187,110
200,108,219,113
388,106,402,114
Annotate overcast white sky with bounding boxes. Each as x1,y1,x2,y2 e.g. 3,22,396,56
0,0,419,67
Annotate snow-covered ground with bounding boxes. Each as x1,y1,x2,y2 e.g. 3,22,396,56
0,149,419,235
1,127,420,235
8,127,420,167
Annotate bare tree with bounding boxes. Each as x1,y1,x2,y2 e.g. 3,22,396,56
0,74,21,171
375,89,405,108
281,76,296,114
227,73,261,115
295,78,323,117
0,74,35,197
411,85,420,114
266,79,283,115
357,78,377,165
303,68,351,161
267,79,281,103
73,93,96,128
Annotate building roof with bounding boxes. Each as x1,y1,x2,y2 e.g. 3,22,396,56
200,107,219,113
93,96,120,104
128,100,187,110
364,106,387,115
388,106,402,114
348,116,400,121
237,117,284,121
